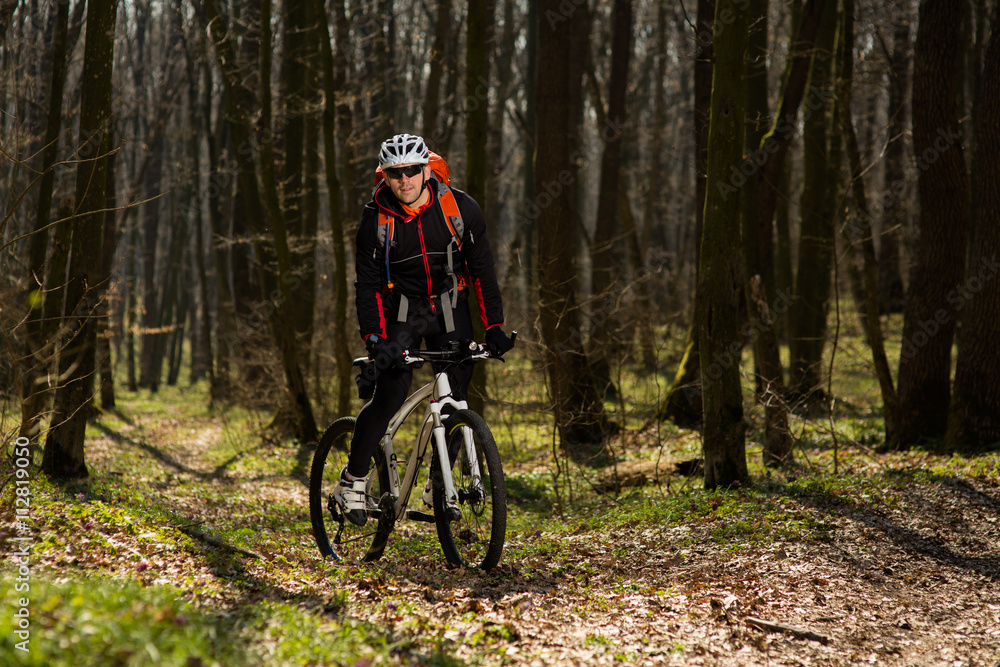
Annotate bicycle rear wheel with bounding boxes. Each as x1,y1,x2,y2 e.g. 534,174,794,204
433,410,507,571
309,417,393,562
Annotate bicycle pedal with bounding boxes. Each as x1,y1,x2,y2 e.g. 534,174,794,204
406,510,436,523
445,505,461,522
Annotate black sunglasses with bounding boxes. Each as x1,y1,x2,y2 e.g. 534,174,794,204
384,164,424,180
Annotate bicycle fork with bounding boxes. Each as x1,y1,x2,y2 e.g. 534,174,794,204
432,415,485,512
431,411,461,516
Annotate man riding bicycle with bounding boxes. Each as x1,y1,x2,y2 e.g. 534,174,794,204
335,133,514,526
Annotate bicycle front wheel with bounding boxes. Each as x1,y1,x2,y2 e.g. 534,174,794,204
309,417,393,562
433,410,507,571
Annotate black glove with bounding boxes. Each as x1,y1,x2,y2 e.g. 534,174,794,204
485,327,514,357
367,335,404,371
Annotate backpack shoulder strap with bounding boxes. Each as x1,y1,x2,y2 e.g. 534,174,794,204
377,210,393,247
435,182,464,248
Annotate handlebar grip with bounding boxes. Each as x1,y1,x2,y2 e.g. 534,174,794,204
510,331,517,346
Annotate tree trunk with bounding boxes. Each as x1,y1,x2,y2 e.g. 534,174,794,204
771,0,800,348
43,0,118,481
788,0,838,402
315,0,354,417
700,0,749,489
228,0,265,390
739,0,792,465
837,0,899,446
878,14,911,314
200,59,235,399
18,0,70,446
166,274,189,387
465,0,495,419
96,128,119,409
125,221,138,392
588,0,633,398
152,203,187,389
535,0,612,459
946,2,1000,451
187,51,214,390
894,0,969,448
281,0,318,351
360,0,391,141
138,137,164,391
773,162,793,344
738,0,828,463
657,0,714,428
486,0,514,247
620,179,656,372
756,0,827,276
423,0,452,147
635,0,670,373
0,0,16,45
518,0,538,325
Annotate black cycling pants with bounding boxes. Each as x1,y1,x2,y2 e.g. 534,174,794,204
347,296,475,478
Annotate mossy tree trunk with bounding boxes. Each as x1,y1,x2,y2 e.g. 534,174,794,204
745,0,829,464
700,0,749,489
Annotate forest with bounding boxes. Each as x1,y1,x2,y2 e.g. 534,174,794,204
2,0,1000,664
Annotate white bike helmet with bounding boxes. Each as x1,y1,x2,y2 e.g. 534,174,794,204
378,133,430,168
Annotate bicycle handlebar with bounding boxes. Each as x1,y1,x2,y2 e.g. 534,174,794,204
352,331,517,367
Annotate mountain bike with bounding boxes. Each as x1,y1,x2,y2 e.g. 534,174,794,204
309,336,513,571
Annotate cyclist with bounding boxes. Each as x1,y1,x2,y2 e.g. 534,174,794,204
335,133,514,526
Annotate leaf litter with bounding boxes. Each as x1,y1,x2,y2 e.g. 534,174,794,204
6,410,1000,666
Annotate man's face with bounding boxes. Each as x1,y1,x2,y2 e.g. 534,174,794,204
386,163,430,206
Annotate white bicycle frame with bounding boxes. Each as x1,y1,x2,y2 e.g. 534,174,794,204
378,360,484,522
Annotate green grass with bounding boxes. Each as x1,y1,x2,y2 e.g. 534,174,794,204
0,576,385,667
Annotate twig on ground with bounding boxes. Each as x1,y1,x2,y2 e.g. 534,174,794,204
744,616,830,644
177,525,265,560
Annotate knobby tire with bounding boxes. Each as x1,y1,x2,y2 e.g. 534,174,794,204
309,417,393,562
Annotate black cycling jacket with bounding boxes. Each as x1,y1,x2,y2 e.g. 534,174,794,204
355,177,505,340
